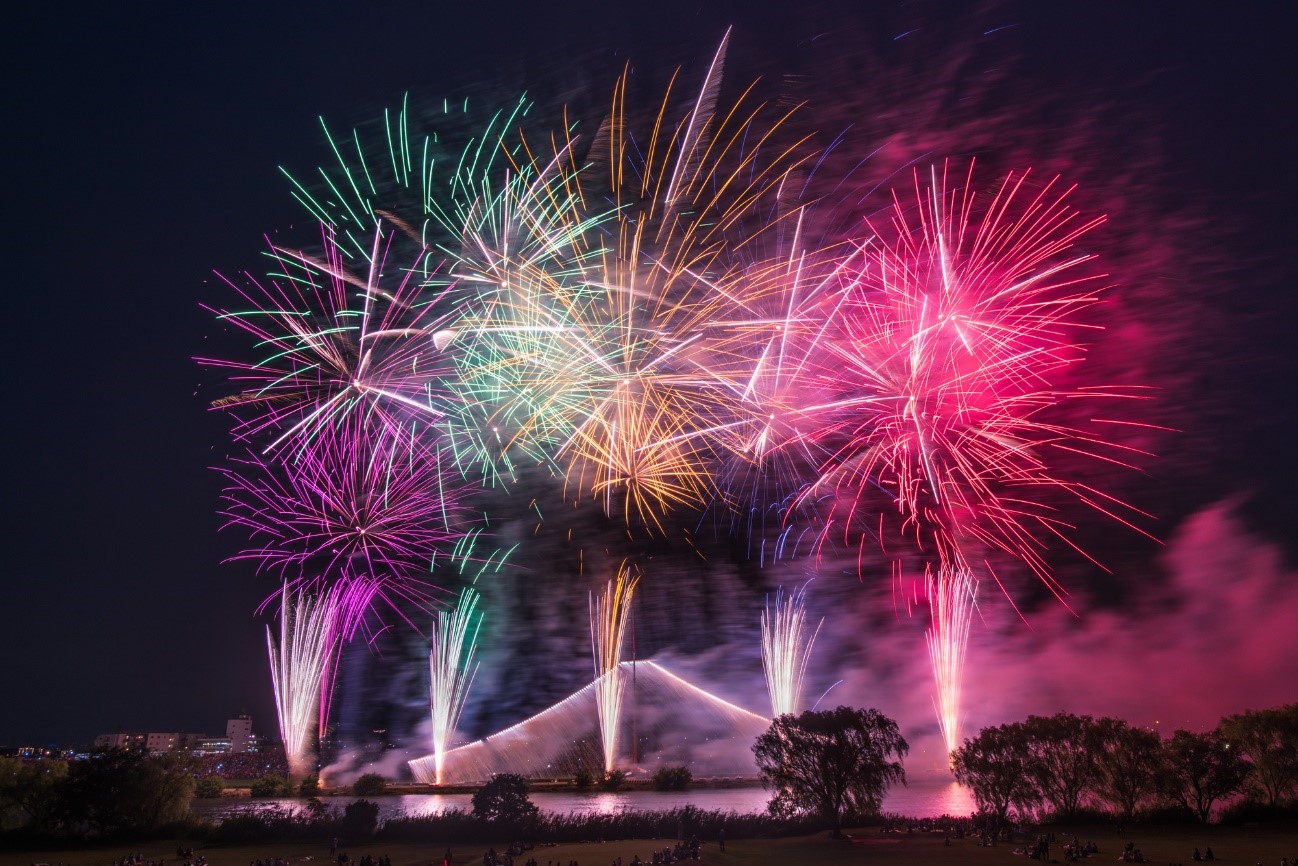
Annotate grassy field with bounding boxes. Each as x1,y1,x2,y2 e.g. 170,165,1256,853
2,824,1294,866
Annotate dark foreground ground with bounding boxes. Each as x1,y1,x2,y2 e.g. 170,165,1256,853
3,823,1296,866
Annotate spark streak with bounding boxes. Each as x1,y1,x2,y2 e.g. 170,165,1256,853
589,564,639,774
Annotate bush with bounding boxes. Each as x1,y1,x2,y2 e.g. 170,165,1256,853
1217,798,1298,825
250,774,292,797
342,798,380,840
352,773,388,796
298,775,321,797
195,776,226,799
600,769,627,791
573,768,594,790
472,774,539,824
652,766,692,791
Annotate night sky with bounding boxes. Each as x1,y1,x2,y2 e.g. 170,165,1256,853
6,1,1296,760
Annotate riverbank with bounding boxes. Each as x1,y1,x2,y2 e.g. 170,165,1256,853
3,822,1295,866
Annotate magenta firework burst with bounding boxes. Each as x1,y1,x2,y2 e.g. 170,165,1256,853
218,413,461,613
803,163,1148,575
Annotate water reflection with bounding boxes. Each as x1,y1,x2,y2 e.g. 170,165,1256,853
192,778,973,822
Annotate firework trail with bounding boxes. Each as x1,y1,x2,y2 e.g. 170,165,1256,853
925,564,976,754
428,587,483,784
589,563,639,774
761,583,824,717
268,583,343,782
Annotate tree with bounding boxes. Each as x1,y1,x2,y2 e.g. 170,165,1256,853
1093,718,1164,822
471,773,539,824
352,773,388,796
1021,713,1105,818
55,750,195,837
195,775,227,799
0,757,67,830
1162,728,1250,823
341,798,379,840
952,722,1040,838
250,773,292,797
652,766,693,791
1219,704,1298,808
753,706,908,838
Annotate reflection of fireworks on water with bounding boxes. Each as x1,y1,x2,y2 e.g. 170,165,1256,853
760,583,823,717
268,584,342,781
589,564,639,773
428,587,482,784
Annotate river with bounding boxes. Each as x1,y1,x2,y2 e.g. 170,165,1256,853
191,777,973,822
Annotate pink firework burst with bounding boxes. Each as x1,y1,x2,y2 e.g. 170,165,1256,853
803,162,1152,585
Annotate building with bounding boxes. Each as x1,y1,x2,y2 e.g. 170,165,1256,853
226,715,255,753
91,715,257,756
93,732,146,750
193,737,231,755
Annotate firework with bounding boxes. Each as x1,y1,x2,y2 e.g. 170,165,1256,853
217,413,458,620
589,564,639,774
200,221,455,453
798,162,1150,749
445,32,816,531
805,163,1147,569
268,583,343,782
925,564,976,754
761,583,824,717
428,587,483,784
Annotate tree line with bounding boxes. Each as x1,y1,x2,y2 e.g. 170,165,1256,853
1,703,1293,842
951,704,1298,832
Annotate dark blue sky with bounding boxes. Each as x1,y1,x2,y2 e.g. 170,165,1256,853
4,1,1294,747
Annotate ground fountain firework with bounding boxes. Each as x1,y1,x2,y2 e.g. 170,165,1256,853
427,587,482,784
589,565,639,774
760,584,823,718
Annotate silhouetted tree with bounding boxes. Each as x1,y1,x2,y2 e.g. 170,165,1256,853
341,798,379,840
1162,728,1250,823
1094,718,1164,822
1022,712,1105,818
352,773,388,796
753,706,907,838
952,722,1039,839
55,750,194,837
0,757,67,830
472,773,539,824
1219,704,1298,807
